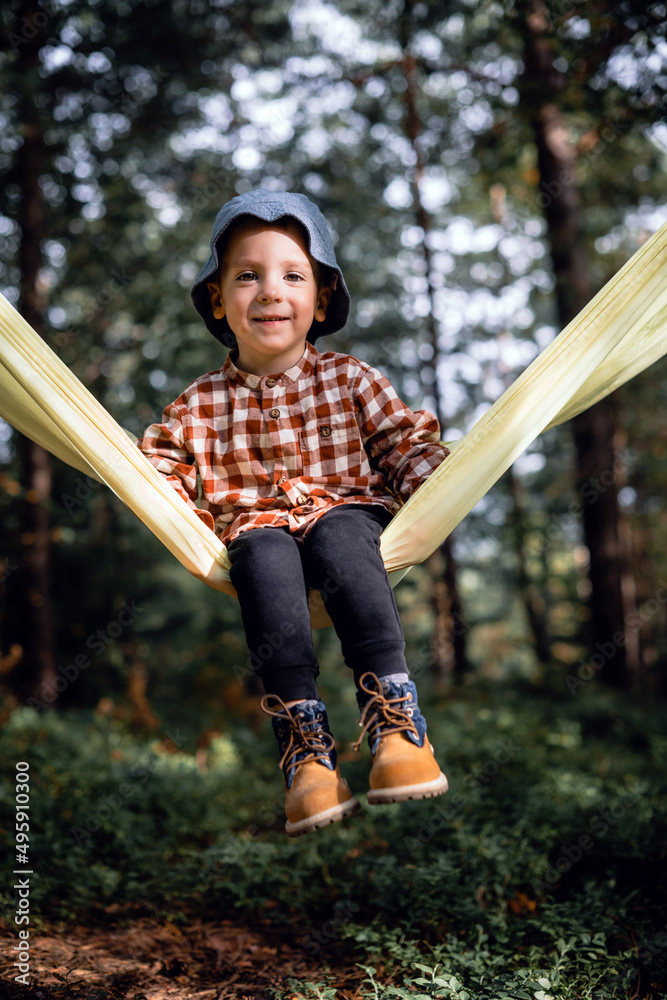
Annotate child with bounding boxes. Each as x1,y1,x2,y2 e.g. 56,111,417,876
139,189,450,836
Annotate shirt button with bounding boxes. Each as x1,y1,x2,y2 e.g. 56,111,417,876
269,408,280,419
277,477,287,485
319,425,332,437
265,378,278,388
296,495,308,505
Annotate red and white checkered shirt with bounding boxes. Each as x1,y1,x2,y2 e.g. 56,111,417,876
138,340,449,545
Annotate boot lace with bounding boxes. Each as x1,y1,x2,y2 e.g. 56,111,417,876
261,695,335,772
352,671,419,752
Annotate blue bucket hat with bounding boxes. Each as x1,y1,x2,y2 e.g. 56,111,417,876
190,189,350,348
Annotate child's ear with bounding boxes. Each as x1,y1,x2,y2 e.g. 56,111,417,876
207,281,226,320
314,286,332,323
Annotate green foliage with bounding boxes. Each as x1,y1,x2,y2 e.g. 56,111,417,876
272,979,339,1000
1,681,666,996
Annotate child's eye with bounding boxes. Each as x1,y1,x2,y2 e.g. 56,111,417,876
285,272,305,282
237,271,257,281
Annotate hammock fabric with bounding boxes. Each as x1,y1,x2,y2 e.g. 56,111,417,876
1,222,666,628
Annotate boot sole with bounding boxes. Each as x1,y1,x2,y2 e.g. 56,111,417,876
285,796,361,837
367,772,449,805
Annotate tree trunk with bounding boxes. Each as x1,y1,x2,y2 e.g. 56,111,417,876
491,185,552,668
519,0,641,688
507,468,551,665
571,399,640,687
401,42,469,682
10,0,58,704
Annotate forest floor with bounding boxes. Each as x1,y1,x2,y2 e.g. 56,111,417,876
1,907,363,999
2,681,666,999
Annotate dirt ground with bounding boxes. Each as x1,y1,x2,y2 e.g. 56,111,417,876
0,911,365,999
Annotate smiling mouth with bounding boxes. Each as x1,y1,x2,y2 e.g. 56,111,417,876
254,316,289,322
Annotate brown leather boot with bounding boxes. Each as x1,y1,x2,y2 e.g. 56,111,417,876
354,672,448,804
261,695,360,836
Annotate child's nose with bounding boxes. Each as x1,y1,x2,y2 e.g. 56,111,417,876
258,277,284,301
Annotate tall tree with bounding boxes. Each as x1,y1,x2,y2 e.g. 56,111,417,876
398,7,469,681
10,0,58,702
516,0,666,686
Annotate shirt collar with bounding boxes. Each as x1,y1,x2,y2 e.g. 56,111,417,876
222,340,318,389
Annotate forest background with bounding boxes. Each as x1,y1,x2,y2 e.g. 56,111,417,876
0,1,666,998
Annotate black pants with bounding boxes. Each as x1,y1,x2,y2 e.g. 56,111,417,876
227,504,408,700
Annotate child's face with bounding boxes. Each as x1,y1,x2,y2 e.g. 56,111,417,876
207,219,331,376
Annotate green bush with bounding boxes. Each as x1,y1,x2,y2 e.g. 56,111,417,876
1,682,666,998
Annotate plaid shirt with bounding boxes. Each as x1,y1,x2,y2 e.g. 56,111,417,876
138,341,449,545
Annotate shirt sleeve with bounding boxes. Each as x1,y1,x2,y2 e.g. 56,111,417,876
137,397,216,532
353,365,450,501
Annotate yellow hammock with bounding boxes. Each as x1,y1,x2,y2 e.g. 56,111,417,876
1,222,666,628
